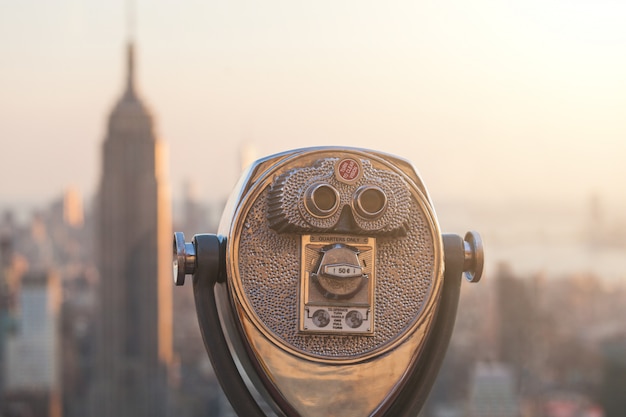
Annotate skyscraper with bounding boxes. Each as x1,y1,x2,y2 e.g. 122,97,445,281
3,270,62,417
90,41,173,417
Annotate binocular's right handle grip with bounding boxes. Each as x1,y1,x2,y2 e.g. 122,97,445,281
463,231,484,283
382,233,466,416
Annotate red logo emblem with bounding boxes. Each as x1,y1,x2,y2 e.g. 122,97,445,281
336,159,360,182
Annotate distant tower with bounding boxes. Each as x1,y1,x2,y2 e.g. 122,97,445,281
466,362,520,417
3,270,62,417
91,39,173,417
182,180,202,233
600,336,626,417
63,186,84,228
494,264,532,372
587,192,604,248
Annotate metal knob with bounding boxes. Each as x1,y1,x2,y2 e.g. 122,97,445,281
173,232,196,286
463,231,484,283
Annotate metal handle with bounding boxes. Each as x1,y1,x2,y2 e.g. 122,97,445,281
463,231,484,283
173,232,197,286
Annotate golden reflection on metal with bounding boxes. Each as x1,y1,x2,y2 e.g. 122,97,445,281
226,149,443,361
240,304,435,417
299,235,376,336
218,148,445,415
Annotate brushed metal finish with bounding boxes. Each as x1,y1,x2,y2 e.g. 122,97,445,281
301,235,375,335
216,147,445,416
238,307,435,417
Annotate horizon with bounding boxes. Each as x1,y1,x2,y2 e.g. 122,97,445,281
1,1,626,283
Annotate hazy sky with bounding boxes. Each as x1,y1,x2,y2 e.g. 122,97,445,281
1,0,625,211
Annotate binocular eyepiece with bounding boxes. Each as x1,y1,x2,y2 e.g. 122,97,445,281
173,147,483,417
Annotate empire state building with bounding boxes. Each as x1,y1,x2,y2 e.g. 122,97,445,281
91,41,173,417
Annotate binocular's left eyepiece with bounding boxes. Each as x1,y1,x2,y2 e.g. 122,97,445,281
173,147,483,417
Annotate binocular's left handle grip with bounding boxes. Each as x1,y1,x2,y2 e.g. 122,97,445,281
173,232,225,286
173,232,267,417
173,232,196,285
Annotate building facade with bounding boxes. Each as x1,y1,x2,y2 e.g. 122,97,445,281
90,41,173,417
3,270,62,417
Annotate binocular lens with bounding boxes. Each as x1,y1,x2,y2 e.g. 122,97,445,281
355,186,387,218
305,183,340,218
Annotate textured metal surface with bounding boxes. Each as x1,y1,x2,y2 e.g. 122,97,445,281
174,147,477,417
210,147,448,416
234,152,438,360
267,158,412,235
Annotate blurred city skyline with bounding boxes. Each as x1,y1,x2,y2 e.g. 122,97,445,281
2,1,626,212
2,1,626,286
2,3,626,415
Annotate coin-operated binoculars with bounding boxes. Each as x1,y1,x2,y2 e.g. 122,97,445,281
173,147,483,417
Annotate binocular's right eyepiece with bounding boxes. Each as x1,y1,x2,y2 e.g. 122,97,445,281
173,147,483,417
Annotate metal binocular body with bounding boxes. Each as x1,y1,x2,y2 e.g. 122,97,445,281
173,147,483,417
